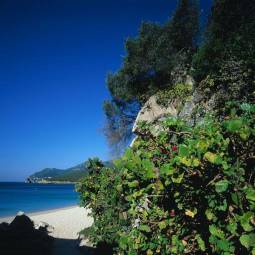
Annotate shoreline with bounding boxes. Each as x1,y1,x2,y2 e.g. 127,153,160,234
0,204,80,223
0,206,93,242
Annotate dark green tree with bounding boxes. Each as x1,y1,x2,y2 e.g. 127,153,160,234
192,0,255,81
104,1,199,154
107,22,164,103
170,0,199,52
107,0,199,103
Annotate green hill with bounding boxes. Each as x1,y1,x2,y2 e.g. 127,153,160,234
28,162,90,183
28,161,112,183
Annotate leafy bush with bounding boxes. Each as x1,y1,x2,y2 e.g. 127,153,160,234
194,59,255,107
156,83,193,107
78,103,255,255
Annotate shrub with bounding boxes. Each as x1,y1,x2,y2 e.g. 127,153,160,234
156,82,193,107
78,103,255,255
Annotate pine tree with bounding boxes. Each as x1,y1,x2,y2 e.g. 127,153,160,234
104,1,200,154
170,0,199,52
192,0,255,81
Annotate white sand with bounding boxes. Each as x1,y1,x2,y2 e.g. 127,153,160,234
30,206,93,239
0,206,93,239
0,206,94,255
31,206,94,255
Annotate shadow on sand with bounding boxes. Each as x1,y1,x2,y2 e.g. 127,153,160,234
52,238,113,255
0,214,53,255
0,215,113,255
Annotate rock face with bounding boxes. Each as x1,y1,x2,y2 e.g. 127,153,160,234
132,75,196,136
178,88,204,125
132,95,178,134
130,75,218,145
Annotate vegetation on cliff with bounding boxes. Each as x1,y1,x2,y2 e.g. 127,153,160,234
78,103,255,254
103,0,199,155
103,0,255,154
78,0,255,254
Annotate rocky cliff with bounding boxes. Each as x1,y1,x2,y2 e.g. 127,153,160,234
130,74,220,146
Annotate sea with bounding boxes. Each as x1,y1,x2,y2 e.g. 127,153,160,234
0,182,79,218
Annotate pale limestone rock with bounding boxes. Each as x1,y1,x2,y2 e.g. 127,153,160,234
132,95,178,134
130,76,197,147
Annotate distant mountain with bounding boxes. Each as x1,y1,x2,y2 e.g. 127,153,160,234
28,161,109,183
27,163,86,183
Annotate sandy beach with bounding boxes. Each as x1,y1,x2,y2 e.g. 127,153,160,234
31,206,93,239
0,206,94,255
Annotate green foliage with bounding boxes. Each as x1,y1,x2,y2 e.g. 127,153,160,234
29,163,89,183
77,158,129,247
192,59,255,121
107,0,199,103
192,0,255,81
79,103,255,254
170,0,199,52
156,83,193,107
104,0,199,151
29,160,112,183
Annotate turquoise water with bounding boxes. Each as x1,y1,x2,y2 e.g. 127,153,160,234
0,182,79,217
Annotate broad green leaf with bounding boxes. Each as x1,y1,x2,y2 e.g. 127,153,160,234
196,140,209,152
160,163,175,176
195,234,206,251
240,212,254,232
240,233,255,249
128,180,139,188
192,158,200,167
131,189,144,199
225,119,243,132
177,203,183,210
180,157,192,167
119,236,128,250
240,129,250,141
231,192,239,205
158,221,167,230
209,225,225,239
205,209,216,221
171,235,185,253
116,184,123,192
217,239,232,252
215,180,229,193
246,188,255,202
171,235,179,245
142,159,156,179
204,152,217,164
179,144,189,157
139,225,151,233
227,219,237,234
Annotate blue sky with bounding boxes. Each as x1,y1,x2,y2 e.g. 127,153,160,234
0,0,211,181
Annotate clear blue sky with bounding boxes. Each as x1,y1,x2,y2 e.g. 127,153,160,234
0,0,211,181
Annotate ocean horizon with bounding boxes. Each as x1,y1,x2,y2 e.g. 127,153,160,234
0,182,79,218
